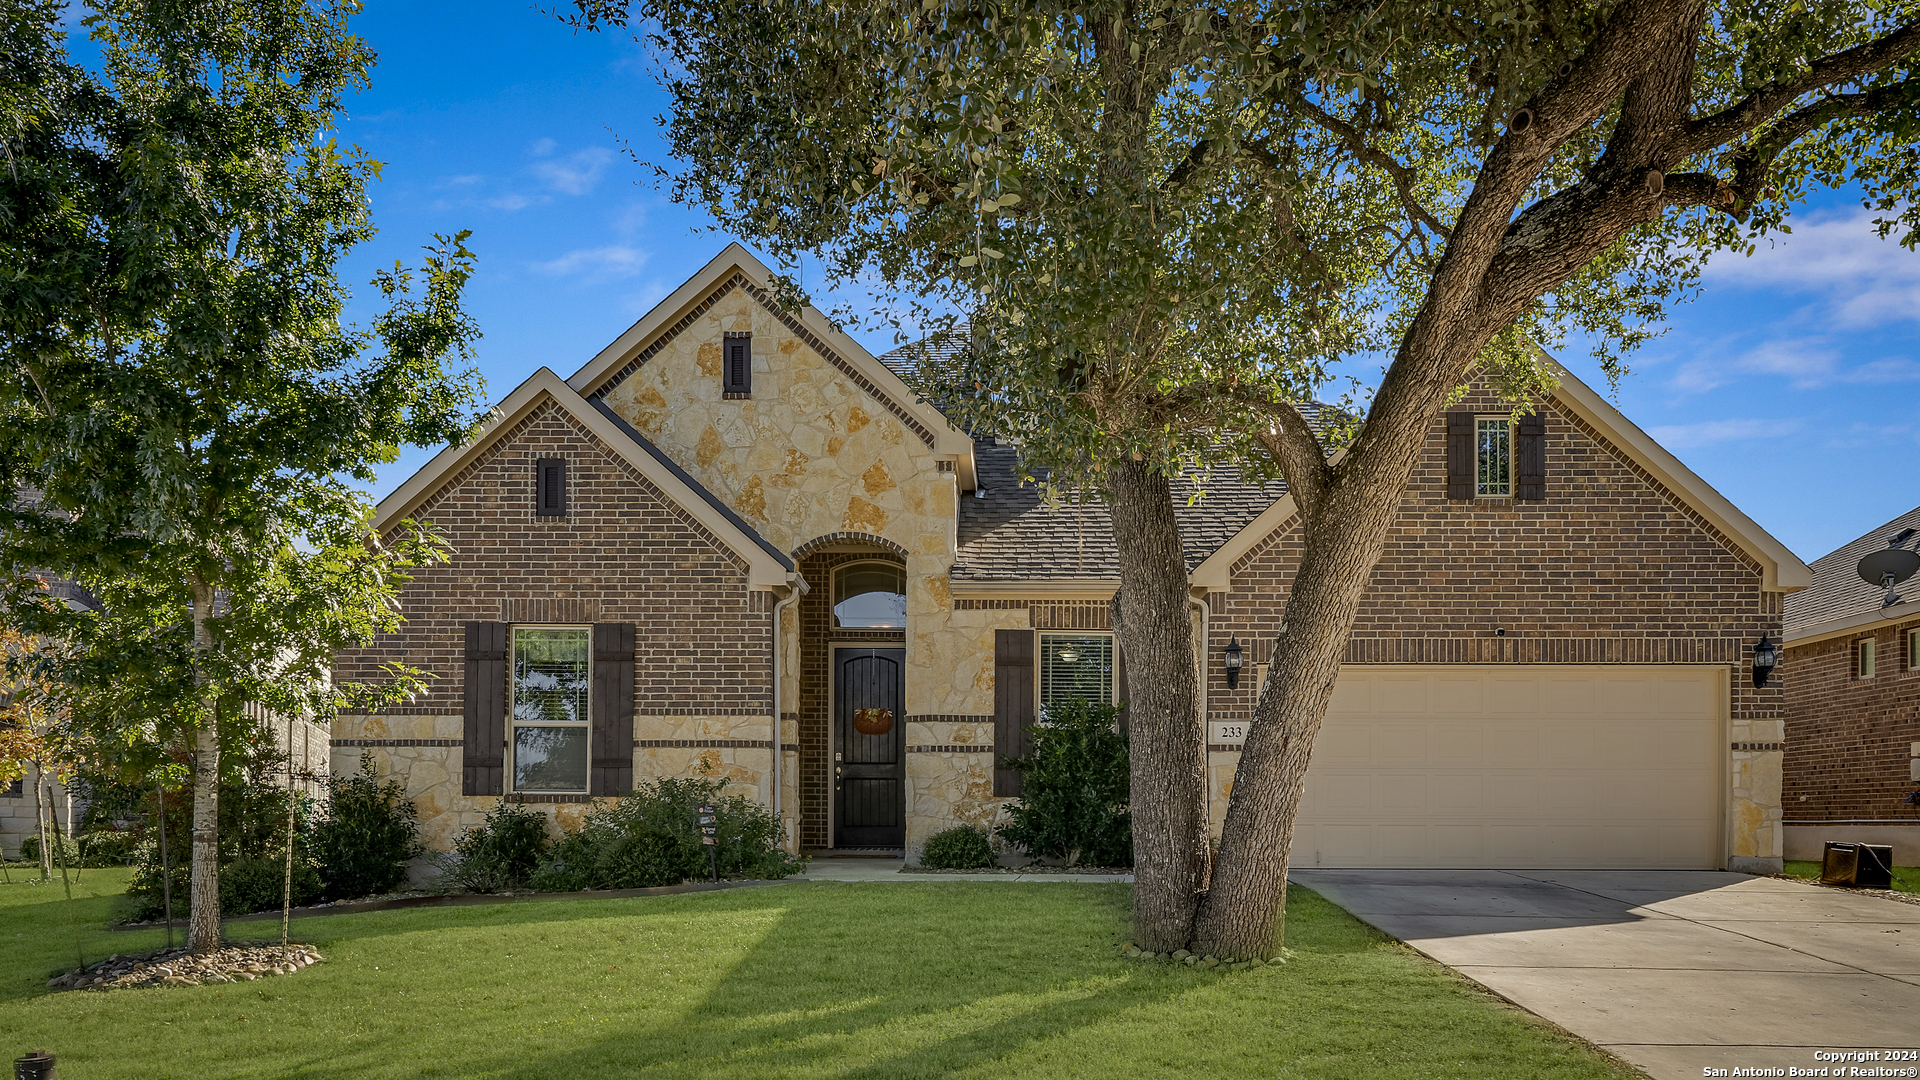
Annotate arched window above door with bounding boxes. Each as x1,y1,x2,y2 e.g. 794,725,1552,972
833,561,907,629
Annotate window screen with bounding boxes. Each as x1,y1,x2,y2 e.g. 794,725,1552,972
1040,633,1114,712
511,627,590,791
1475,418,1511,497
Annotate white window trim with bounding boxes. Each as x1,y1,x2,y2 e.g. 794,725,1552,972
1857,637,1877,680
1037,631,1117,715
1909,628,1919,672
509,624,593,795
1474,415,1514,499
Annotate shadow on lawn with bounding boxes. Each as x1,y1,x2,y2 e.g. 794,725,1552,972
473,883,1381,1080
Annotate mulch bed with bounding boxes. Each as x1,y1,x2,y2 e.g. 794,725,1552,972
47,942,321,992
902,865,1133,876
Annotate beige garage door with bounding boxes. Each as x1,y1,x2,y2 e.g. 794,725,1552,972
1293,665,1724,869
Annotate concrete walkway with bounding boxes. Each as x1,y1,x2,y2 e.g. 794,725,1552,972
1291,869,1920,1080
798,857,1132,883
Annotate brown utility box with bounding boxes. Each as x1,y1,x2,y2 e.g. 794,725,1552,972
1820,841,1895,889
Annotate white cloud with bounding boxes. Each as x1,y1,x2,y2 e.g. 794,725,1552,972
1645,417,1803,448
1667,336,1920,394
529,137,558,157
533,245,649,282
1705,208,1920,329
532,146,613,196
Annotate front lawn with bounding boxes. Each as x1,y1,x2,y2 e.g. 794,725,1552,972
1783,859,1920,893
1,870,1640,1079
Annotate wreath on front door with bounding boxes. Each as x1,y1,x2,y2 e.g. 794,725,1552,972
853,707,894,735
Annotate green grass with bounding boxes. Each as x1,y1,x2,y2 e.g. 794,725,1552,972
0,871,1641,1079
1783,859,1920,893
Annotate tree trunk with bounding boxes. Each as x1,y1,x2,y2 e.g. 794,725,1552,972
1191,342,1479,959
1108,458,1210,951
33,765,50,880
188,578,221,953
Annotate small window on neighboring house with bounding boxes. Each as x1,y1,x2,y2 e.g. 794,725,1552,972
535,458,567,517
1475,417,1512,497
511,627,591,792
1857,637,1877,679
1908,628,1918,672
1040,633,1114,714
723,331,752,396
833,561,906,629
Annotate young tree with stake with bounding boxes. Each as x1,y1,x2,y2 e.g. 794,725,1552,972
0,0,486,953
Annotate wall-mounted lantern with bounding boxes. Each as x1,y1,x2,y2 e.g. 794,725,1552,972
1224,637,1244,690
1752,633,1779,688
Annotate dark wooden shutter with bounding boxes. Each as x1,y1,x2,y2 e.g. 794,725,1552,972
1515,412,1546,502
1445,412,1474,501
590,622,636,796
723,332,751,395
536,458,567,517
463,622,508,796
993,630,1036,797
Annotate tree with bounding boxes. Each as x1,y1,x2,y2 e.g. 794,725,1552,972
570,0,1920,957
0,0,485,953
0,623,75,879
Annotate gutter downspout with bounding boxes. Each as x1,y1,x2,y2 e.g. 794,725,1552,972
1189,592,1209,725
770,576,806,850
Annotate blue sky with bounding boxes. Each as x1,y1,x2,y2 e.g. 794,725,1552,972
304,3,1919,564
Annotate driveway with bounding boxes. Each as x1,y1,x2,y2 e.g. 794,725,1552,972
1290,869,1920,1080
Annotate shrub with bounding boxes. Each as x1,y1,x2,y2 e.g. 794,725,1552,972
530,774,804,892
20,832,78,867
434,802,553,893
919,826,995,870
312,753,423,900
122,767,319,921
77,830,141,866
220,854,324,915
996,698,1132,867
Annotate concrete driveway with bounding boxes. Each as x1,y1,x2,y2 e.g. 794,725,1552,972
1290,869,1920,1080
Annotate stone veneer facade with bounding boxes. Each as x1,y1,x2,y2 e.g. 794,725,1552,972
1202,388,1787,871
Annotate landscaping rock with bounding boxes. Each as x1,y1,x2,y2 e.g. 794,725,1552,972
1171,949,1190,961
46,943,323,992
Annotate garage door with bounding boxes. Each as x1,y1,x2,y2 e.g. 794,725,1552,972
1292,665,1723,869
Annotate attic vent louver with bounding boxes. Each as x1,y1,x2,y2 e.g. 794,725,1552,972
536,458,567,517
723,331,751,397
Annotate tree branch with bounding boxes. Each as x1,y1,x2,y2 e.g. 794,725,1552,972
1287,94,1452,241
1677,20,1920,159
1726,79,1920,200
1254,404,1332,521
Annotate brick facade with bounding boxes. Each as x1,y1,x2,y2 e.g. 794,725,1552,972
331,400,775,847
1783,619,1920,823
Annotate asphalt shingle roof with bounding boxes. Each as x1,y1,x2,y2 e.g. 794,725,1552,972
1782,503,1920,633
954,442,1296,582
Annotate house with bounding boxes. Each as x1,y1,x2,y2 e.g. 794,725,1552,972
332,243,1809,872
1781,505,1920,865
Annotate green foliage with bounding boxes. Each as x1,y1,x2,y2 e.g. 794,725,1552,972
312,753,423,901
531,775,805,892
919,826,996,870
997,700,1131,868
434,803,554,894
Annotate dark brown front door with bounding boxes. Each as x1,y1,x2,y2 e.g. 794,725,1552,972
835,648,905,848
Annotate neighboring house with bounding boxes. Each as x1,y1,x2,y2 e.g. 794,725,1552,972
333,244,1809,872
1782,505,1920,864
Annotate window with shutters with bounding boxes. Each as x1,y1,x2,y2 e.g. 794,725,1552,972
1039,633,1114,715
535,458,567,517
1474,417,1512,497
511,627,591,792
722,331,752,397
1857,637,1877,679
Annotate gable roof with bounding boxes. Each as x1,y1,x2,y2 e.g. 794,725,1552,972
373,367,797,589
956,358,1809,597
562,243,977,488
1782,503,1920,644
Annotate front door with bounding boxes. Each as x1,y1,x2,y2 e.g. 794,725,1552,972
834,648,905,848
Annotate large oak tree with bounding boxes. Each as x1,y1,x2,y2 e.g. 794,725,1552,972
569,0,1920,958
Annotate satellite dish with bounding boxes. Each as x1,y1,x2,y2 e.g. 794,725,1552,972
1858,547,1920,588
